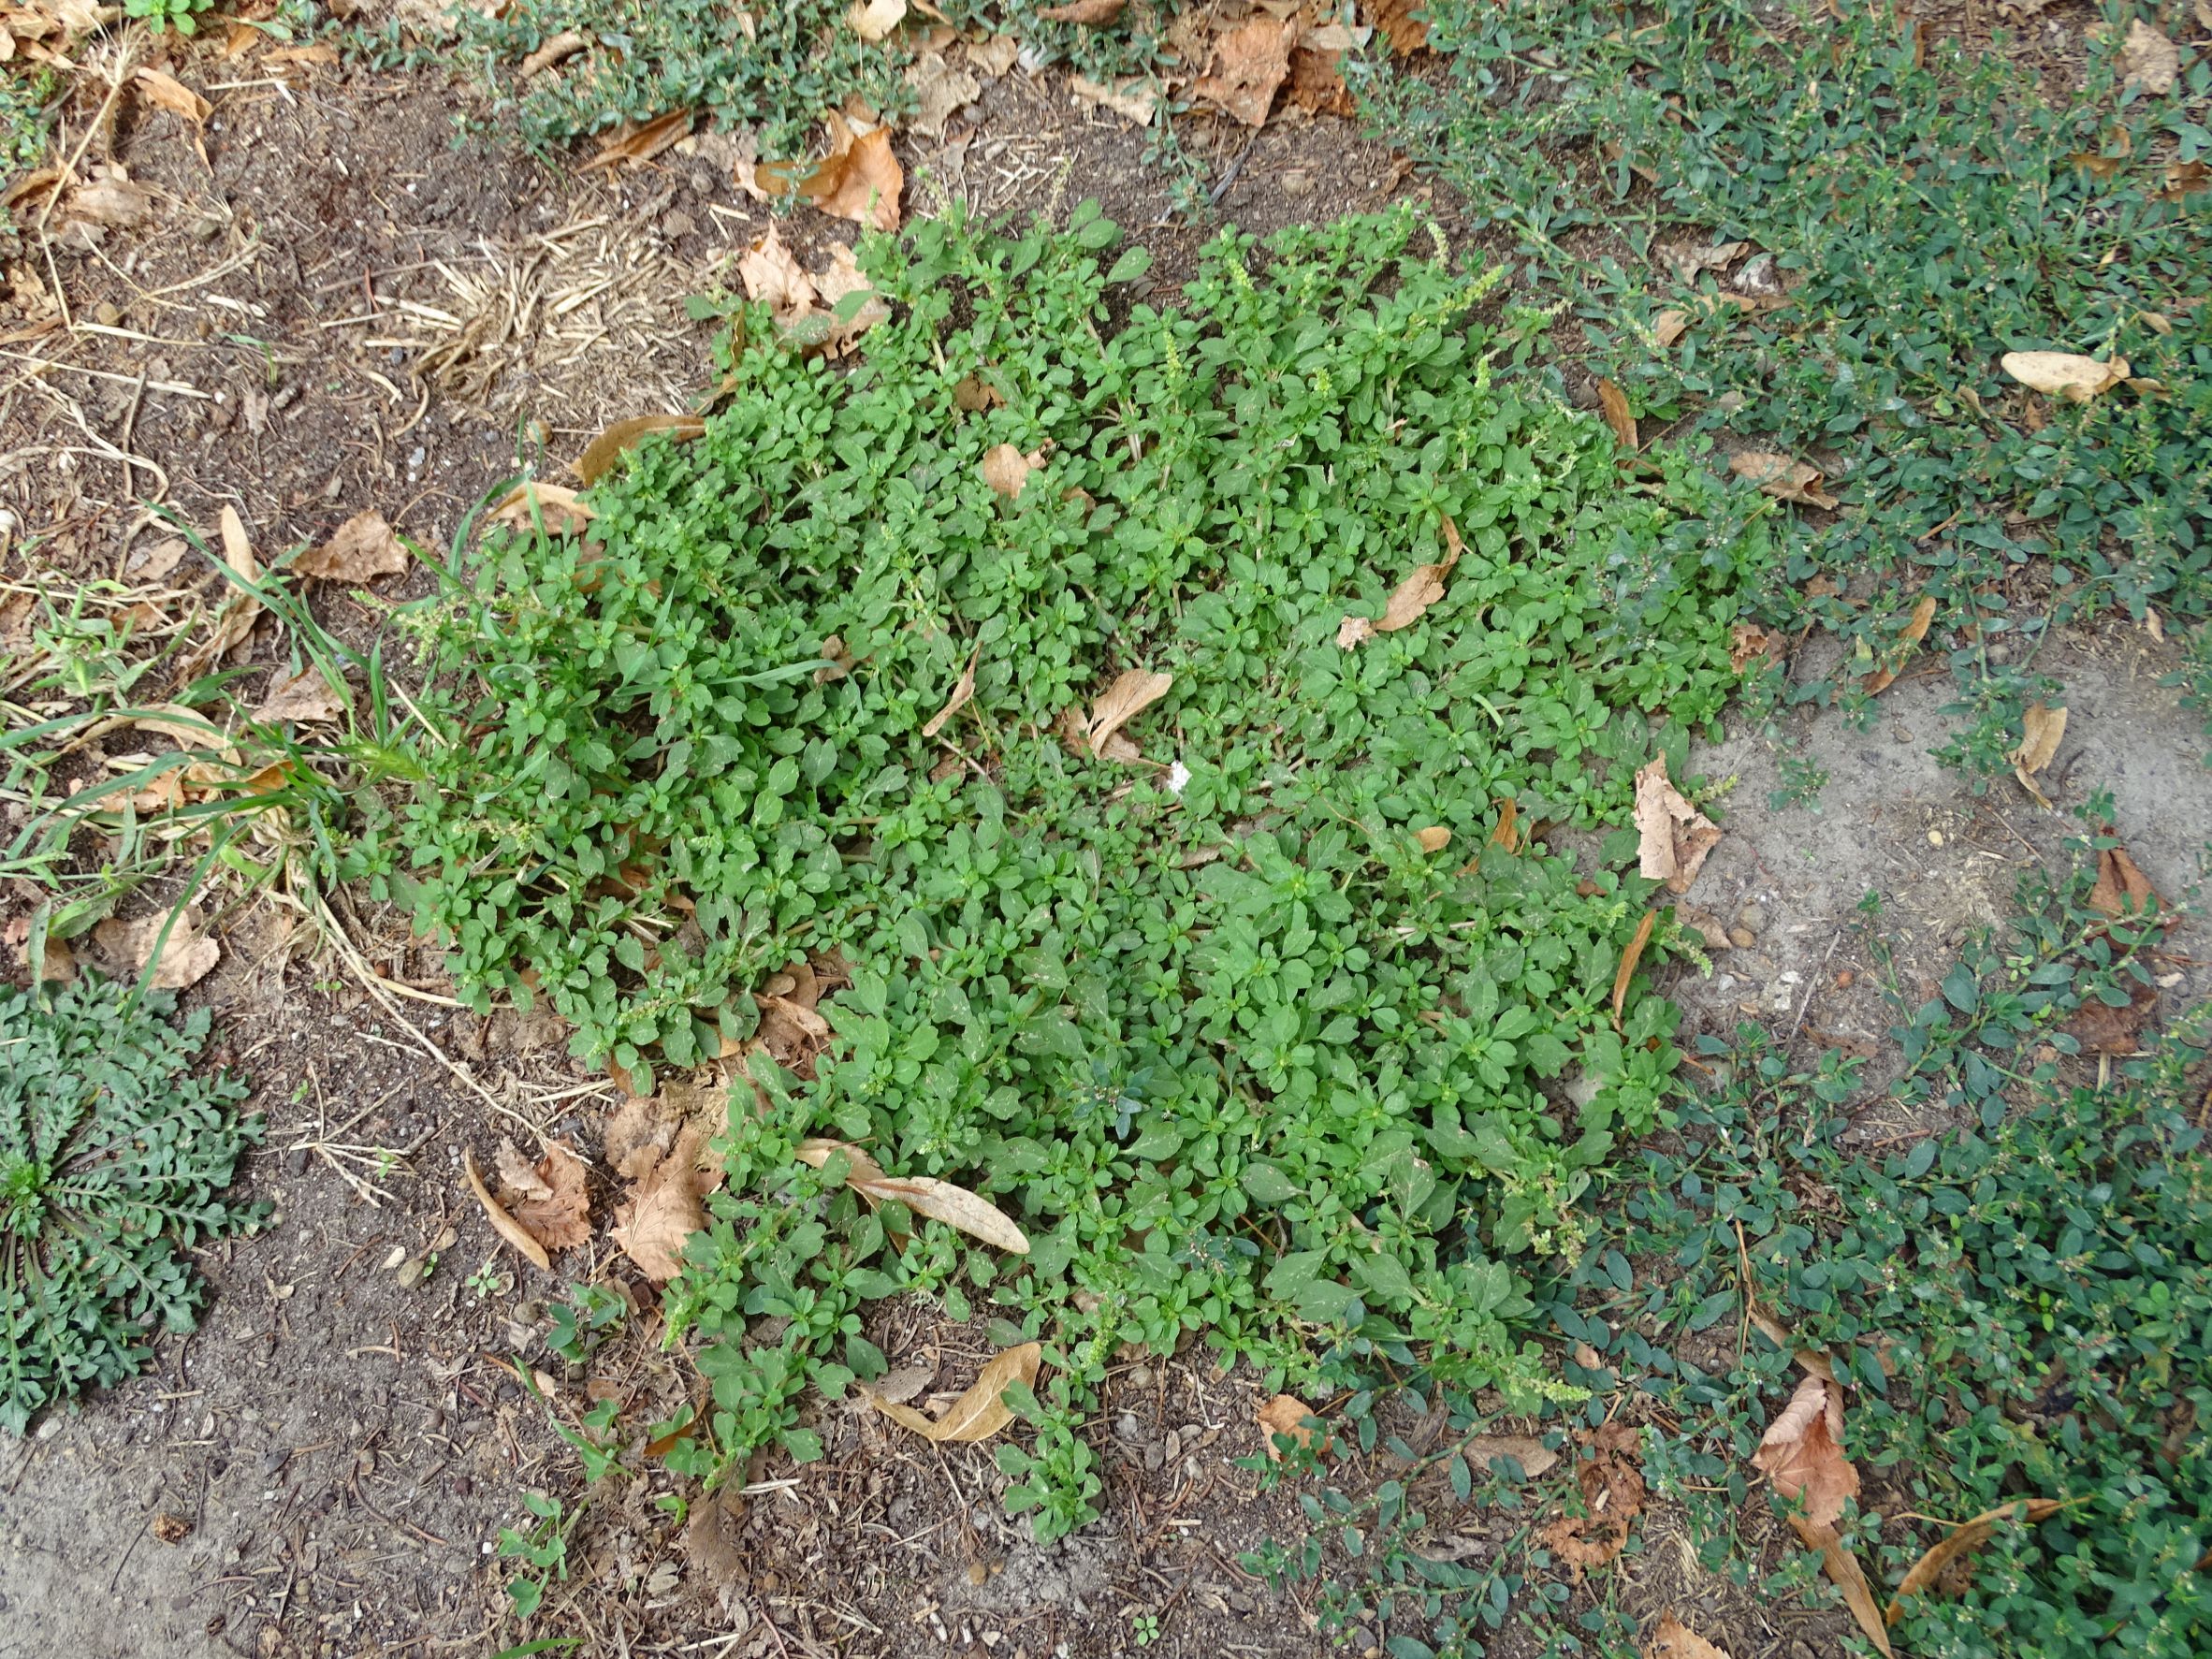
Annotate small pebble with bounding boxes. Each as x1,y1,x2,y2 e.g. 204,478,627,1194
1728,925,1757,949
1736,902,1767,932
259,1447,288,1475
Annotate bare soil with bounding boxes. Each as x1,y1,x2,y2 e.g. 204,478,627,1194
2,20,2205,1659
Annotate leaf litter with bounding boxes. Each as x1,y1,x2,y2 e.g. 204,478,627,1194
292,509,409,582
1084,668,1172,759
493,1140,592,1253
864,1342,1040,1443
1535,1419,1646,1579
795,1138,1029,1253
1633,754,1722,894
1256,1392,1331,1460
1752,1373,1891,1654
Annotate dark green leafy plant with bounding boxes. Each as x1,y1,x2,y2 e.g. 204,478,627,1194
1363,0,2212,735
0,975,262,1434
371,203,1777,1535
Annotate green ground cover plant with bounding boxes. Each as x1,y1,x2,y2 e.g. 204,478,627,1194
1250,814,2208,1657
1363,0,2212,749
0,974,262,1434
370,203,1778,1534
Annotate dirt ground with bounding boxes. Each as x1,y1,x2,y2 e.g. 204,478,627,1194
2,21,2206,1659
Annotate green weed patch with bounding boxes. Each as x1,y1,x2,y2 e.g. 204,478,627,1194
372,206,1775,1533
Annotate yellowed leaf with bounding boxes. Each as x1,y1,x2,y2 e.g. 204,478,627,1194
294,509,409,582
1643,1610,1733,1659
255,664,350,724
573,414,706,486
1792,1515,1893,1656
134,66,210,123
796,1139,1030,1253
1611,910,1656,1031
1887,1498,2069,1624
1863,593,1937,694
921,643,981,738
490,480,595,536
866,1343,1041,1443
464,1146,552,1272
2008,703,2067,804
1753,1373,1860,1529
2001,351,2130,403
1258,1393,1328,1461
611,1124,709,1281
1731,450,1839,510
1633,754,1722,895
1597,377,1637,452
1415,825,1451,853
1085,668,1172,758
847,0,905,41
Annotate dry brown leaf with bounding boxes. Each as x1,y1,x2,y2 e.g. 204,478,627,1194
490,480,594,535
1335,615,1375,649
1633,755,1722,895
256,664,351,724
847,0,905,41
1731,450,1839,510
1539,1420,1647,1579
2120,17,2179,94
464,1146,552,1272
1415,825,1451,853
584,109,693,170
953,372,1003,413
1196,14,1296,127
2009,703,2067,804
1754,1374,1859,1529
1463,1433,1557,1478
796,1139,1030,1253
2001,351,2130,403
1365,522,1463,636
1862,593,1937,694
968,33,1019,76
495,1141,592,1252
813,242,891,356
1490,797,1521,853
95,908,219,991
519,27,586,75
1729,621,1785,673
1887,1499,2068,1623
1653,291,1769,347
867,1343,1041,1443
574,414,706,485
1597,378,1637,452
1643,1610,1732,1659
738,225,819,316
2162,160,2211,202
981,442,1044,500
131,537,189,580
610,1124,709,1281
1286,43,1354,114
1611,910,1656,1031
1070,73,1158,125
905,51,980,138
2088,832,2161,922
1258,1393,1329,1460
294,509,409,582
1041,0,1125,18
1086,668,1172,758
1675,906,1731,950
1792,1515,1893,1655
804,120,902,231
135,66,209,123
604,1093,677,1180
195,504,262,662
1368,0,1429,53
921,643,981,738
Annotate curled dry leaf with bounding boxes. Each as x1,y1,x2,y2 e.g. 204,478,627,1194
574,414,706,485
1886,1498,2069,1623
584,109,693,171
1040,0,1125,20
1862,593,1937,694
1349,515,1463,641
1596,378,1637,452
1643,1610,1733,1659
1257,1393,1329,1461
2008,703,2067,805
293,509,409,582
494,1140,592,1252
2001,350,2130,403
2119,17,2178,94
1086,668,1172,759
847,0,905,41
968,33,1020,77
519,27,586,75
1490,797,1521,852
135,67,209,124
803,118,902,232
796,1139,1030,1253
1634,755,1722,895
920,643,981,738
1792,1515,1893,1656
1753,1373,1859,1529
1195,14,1295,127
1730,450,1839,511
1611,910,1657,1031
1729,621,1785,672
464,1146,552,1272
2087,830,2161,923
256,664,351,724
1538,1420,1647,1579
95,907,219,991
1415,825,1451,853
1287,41,1355,115
1070,74,1158,125
866,1343,1041,1443
490,480,594,535
611,1124,710,1281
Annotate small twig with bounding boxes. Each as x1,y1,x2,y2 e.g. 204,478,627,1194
1787,928,1844,1042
